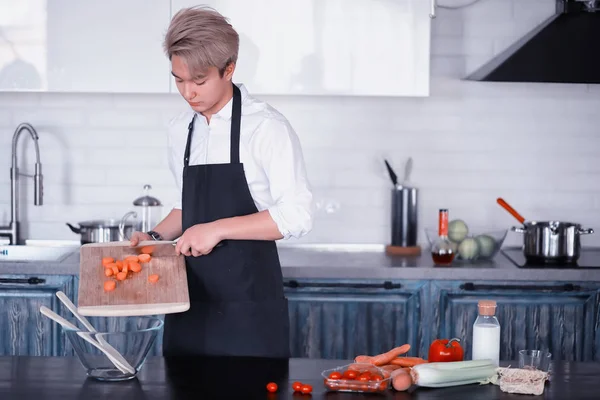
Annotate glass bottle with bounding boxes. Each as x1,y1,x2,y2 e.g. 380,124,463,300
431,209,455,265
472,300,501,367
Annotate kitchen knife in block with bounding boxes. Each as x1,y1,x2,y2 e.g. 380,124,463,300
77,241,190,317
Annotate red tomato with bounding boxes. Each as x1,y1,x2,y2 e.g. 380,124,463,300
342,370,358,380
328,371,342,380
266,382,278,393
292,381,303,391
357,372,371,382
301,384,313,394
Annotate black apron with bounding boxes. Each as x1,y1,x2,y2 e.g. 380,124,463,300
162,83,290,358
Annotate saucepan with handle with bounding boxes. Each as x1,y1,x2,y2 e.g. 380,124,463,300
496,198,594,264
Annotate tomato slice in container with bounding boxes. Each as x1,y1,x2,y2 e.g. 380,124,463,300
328,371,342,380
322,363,391,393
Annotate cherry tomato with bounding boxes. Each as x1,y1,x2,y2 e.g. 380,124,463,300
292,381,303,391
301,384,313,394
342,370,358,380
357,372,371,382
266,382,278,393
328,371,342,380
370,373,383,382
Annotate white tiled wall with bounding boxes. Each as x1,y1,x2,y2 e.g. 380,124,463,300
1,0,599,247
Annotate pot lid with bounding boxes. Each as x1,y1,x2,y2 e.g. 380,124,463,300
133,184,162,207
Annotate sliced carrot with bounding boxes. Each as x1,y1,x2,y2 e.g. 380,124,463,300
140,246,155,255
129,262,142,273
122,264,129,274
115,260,124,270
138,254,152,263
104,280,116,292
148,274,159,283
102,257,115,266
125,255,139,262
111,265,119,275
105,262,117,269
116,271,127,281
104,268,113,277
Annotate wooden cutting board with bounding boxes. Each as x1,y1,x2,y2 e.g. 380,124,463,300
77,240,190,317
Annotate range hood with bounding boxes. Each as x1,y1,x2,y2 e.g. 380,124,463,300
466,0,600,84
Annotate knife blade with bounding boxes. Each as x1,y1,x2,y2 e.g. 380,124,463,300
384,159,398,186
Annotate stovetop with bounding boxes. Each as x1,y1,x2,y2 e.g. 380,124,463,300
501,247,600,269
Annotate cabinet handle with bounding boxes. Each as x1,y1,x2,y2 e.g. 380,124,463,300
0,277,46,285
460,282,581,292
430,0,437,18
284,280,401,290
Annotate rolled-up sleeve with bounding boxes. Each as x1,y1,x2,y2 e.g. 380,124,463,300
255,118,314,240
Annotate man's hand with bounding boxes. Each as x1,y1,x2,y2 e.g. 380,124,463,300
129,231,152,247
175,223,222,257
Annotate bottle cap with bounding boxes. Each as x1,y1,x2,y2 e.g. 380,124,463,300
478,300,497,316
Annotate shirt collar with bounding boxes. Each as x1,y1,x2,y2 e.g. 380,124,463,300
211,83,248,121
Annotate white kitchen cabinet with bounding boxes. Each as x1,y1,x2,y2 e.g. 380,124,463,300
171,0,432,97
0,0,431,96
0,0,171,92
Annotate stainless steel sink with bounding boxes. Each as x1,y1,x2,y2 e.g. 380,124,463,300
0,241,79,263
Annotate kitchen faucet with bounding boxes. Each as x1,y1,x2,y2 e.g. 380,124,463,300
0,123,43,245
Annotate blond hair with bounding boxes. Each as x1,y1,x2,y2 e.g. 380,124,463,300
163,6,239,78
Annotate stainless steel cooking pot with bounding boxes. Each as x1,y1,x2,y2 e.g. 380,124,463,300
66,220,134,244
512,221,594,264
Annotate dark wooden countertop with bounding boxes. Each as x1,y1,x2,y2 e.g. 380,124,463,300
3,245,600,282
0,356,597,399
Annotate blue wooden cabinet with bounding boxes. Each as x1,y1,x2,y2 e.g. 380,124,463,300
283,279,429,360
430,281,598,362
0,274,75,356
2,274,599,361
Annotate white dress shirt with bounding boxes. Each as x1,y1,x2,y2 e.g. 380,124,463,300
167,84,314,240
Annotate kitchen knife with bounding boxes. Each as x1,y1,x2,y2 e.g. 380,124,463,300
133,240,225,256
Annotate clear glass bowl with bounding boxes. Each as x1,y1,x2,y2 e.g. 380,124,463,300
64,316,163,381
424,228,508,262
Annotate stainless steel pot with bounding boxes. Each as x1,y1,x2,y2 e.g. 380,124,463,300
66,220,134,244
512,221,594,264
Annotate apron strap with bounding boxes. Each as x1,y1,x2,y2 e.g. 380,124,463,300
182,82,242,167
183,114,196,168
230,83,242,164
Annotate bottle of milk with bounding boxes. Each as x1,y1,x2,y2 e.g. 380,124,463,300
471,299,500,366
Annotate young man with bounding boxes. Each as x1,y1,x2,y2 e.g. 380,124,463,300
129,6,313,358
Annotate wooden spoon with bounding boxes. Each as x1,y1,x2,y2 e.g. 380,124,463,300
496,198,526,224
